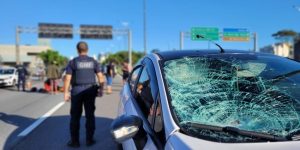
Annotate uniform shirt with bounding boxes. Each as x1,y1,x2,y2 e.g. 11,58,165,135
66,55,101,95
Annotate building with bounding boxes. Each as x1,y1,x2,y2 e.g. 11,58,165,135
260,42,293,59
98,53,108,63
260,45,274,54
0,44,50,69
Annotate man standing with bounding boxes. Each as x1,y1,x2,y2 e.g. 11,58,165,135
16,62,28,91
46,61,60,94
64,41,104,148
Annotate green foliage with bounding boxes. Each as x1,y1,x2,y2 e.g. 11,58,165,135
272,30,299,42
104,50,144,65
39,50,68,67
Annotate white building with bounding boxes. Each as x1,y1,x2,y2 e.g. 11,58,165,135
0,44,51,68
260,42,293,58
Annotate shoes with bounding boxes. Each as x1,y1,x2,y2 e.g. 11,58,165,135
67,140,80,148
86,139,96,147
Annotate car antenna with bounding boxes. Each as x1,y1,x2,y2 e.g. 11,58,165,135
196,34,225,53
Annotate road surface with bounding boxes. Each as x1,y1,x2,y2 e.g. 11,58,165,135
0,77,123,150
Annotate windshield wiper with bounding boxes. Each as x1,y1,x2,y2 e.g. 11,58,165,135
286,129,300,141
182,122,287,141
272,70,300,83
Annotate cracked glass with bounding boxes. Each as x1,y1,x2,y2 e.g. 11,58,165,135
163,54,300,142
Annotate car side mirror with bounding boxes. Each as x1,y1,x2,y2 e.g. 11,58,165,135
110,115,143,143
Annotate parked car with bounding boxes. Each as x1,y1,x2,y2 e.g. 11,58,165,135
111,50,300,150
0,66,18,87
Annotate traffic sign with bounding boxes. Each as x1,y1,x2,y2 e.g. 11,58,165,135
191,27,219,41
223,28,250,41
38,23,73,39
80,25,113,39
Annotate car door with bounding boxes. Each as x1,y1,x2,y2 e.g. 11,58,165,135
123,58,164,150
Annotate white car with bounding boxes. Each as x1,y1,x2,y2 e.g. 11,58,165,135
111,50,300,150
0,67,18,87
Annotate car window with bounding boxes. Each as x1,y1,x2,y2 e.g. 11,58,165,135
134,58,166,143
134,67,153,117
128,66,142,92
0,69,14,75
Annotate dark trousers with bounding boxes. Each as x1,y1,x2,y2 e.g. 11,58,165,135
18,78,26,91
70,87,97,141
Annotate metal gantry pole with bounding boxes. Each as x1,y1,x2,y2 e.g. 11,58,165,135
128,29,132,68
253,32,258,52
143,0,147,55
180,32,184,50
15,26,20,64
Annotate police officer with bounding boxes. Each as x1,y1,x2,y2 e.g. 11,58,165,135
16,62,28,91
64,41,104,147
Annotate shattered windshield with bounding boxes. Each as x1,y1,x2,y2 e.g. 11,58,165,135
163,54,300,142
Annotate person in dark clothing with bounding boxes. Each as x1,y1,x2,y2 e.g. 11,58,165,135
106,60,115,94
16,63,28,91
64,41,104,148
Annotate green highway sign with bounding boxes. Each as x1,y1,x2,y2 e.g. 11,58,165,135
191,27,219,41
223,28,250,41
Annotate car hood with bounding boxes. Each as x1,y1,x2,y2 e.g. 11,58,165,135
167,132,300,150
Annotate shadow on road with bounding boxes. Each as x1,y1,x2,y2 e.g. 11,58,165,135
1,113,117,150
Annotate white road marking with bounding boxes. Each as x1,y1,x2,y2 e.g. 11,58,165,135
18,102,65,137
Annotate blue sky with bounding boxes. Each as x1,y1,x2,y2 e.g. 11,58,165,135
0,0,300,58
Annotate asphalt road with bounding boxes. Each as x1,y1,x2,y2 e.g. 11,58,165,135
0,77,123,150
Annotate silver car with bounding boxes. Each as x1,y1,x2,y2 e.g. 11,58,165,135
111,50,300,150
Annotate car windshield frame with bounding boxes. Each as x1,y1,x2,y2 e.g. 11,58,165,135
160,53,300,143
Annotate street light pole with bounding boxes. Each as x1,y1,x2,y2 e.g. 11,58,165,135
143,0,147,55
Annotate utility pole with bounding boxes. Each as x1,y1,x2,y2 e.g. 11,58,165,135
15,26,21,64
143,0,147,55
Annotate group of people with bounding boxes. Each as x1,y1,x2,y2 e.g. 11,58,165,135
14,61,60,94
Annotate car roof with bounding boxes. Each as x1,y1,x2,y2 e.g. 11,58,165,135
154,50,274,60
0,66,16,70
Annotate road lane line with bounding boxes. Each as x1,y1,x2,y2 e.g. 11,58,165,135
18,102,65,137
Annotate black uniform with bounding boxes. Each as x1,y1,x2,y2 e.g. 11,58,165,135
66,55,100,143
16,65,28,91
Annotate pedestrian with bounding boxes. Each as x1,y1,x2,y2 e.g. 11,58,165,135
121,59,131,85
106,60,115,94
16,62,28,91
46,61,60,94
64,41,104,148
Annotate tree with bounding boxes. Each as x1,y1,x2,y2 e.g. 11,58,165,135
104,50,144,65
39,50,68,67
272,30,298,43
